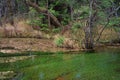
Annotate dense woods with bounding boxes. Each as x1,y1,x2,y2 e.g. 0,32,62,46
0,0,120,50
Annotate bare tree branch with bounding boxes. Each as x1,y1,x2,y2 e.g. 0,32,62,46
96,6,120,41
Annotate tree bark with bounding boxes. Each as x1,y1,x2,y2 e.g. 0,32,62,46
47,0,51,29
84,0,95,50
0,0,18,25
26,0,62,27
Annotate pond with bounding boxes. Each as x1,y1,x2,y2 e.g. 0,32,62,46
0,48,120,80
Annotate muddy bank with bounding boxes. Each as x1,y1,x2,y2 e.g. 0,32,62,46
0,38,120,54
0,38,79,53
0,71,16,80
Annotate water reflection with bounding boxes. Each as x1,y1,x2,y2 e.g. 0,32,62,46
31,56,35,62
75,72,81,80
39,72,45,80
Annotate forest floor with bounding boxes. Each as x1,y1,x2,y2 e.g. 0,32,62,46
0,38,79,53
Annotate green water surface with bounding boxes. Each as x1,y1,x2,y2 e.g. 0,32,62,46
0,49,120,80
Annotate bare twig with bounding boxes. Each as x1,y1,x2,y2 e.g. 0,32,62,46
96,6,120,41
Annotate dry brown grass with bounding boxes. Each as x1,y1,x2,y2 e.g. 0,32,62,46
93,26,118,42
62,25,118,49
0,20,45,38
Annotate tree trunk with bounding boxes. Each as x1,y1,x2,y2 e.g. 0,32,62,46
47,0,51,29
17,0,29,13
70,0,74,21
84,0,95,50
0,0,18,24
26,1,62,27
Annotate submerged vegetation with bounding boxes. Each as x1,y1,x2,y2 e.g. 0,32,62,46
0,49,120,80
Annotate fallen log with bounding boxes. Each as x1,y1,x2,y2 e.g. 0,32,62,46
26,1,62,27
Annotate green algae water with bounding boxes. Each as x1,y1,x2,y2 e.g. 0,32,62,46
0,49,120,80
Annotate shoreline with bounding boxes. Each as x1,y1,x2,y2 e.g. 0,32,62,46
0,38,120,54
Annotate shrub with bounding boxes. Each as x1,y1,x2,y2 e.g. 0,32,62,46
54,35,65,47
